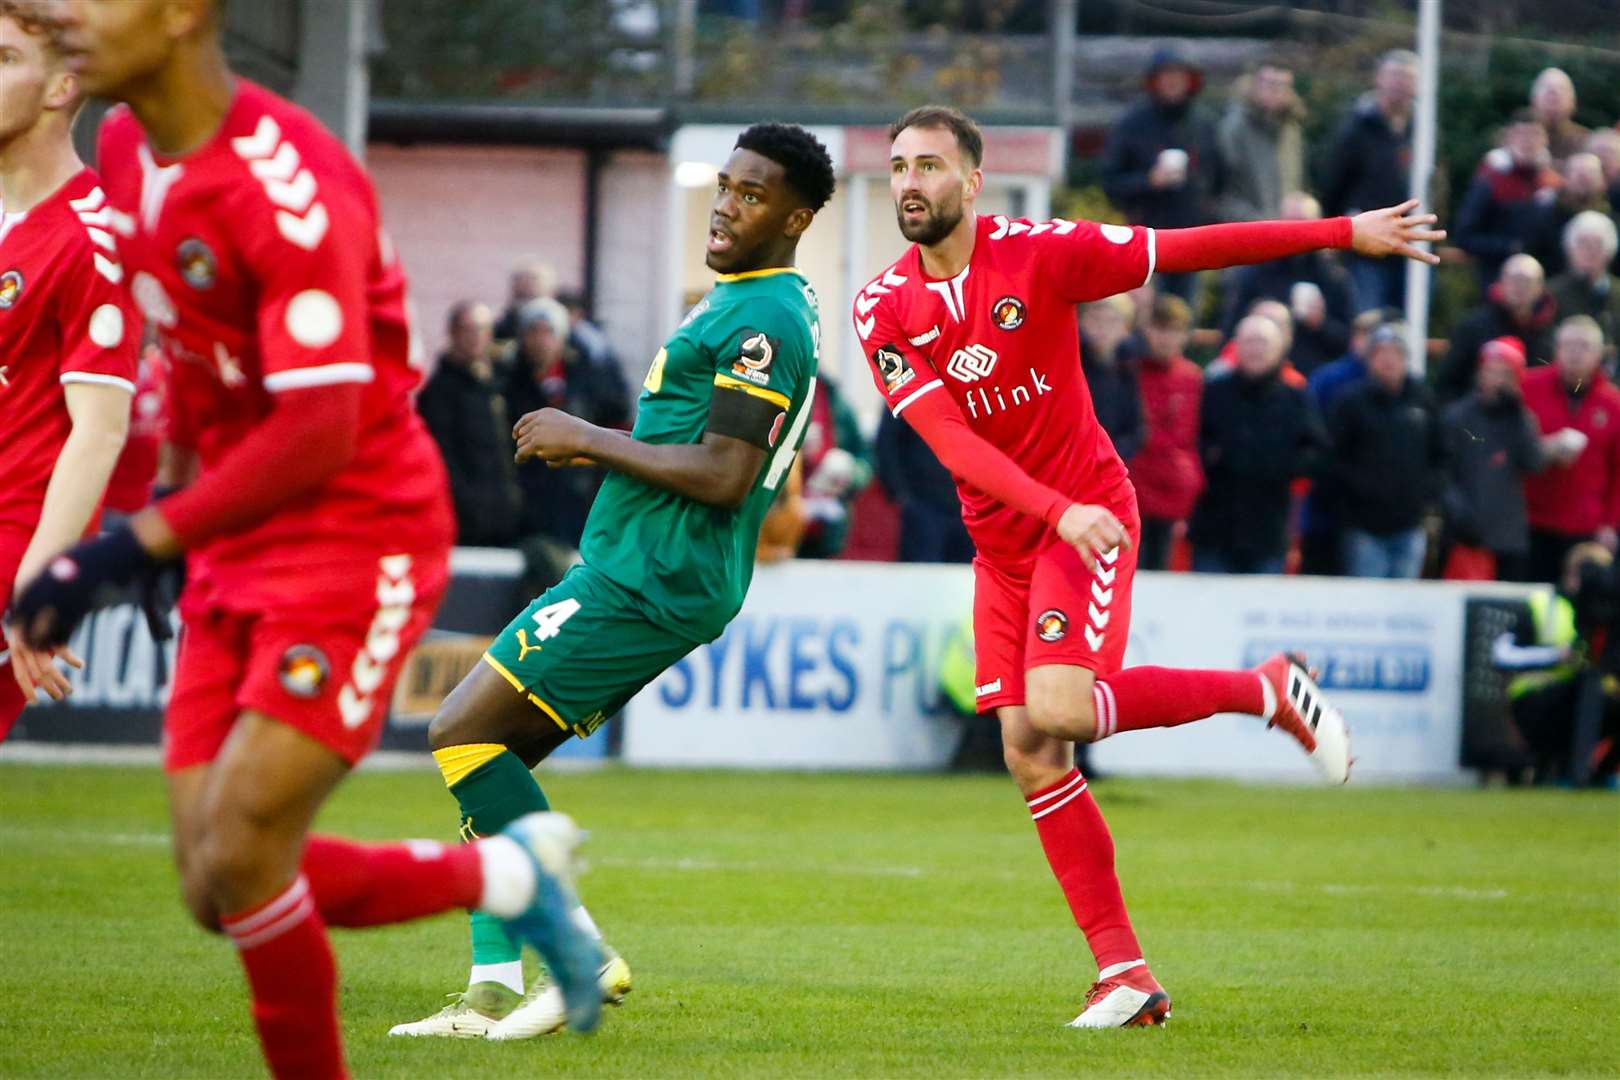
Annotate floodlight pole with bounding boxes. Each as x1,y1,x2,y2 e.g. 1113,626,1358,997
1052,0,1077,135
1404,0,1441,374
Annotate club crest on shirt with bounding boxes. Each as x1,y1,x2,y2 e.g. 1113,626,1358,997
731,330,776,386
0,270,23,309
1036,609,1068,642
176,238,217,290
278,644,330,698
991,295,1026,331
874,343,915,393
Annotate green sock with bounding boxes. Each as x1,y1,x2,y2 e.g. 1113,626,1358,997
433,745,551,972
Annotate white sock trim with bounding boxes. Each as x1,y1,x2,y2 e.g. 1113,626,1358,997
470,961,525,995
1258,671,1277,720
1026,770,1085,809
1093,680,1118,740
223,876,314,951
1099,958,1146,980
571,905,603,941
1030,780,1088,819
475,835,537,920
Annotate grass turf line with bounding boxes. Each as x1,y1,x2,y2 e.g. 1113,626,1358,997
0,764,1615,1078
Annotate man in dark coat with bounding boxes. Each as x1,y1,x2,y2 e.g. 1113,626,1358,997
416,300,523,547
1438,254,1558,403
1101,46,1221,302
1327,326,1446,579
503,297,631,548
1191,314,1326,574
1318,49,1417,312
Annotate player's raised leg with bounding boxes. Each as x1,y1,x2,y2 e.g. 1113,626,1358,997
1021,538,1350,783
168,711,601,1075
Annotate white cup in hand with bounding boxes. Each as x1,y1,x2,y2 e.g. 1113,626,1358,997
1555,428,1589,457
1157,148,1189,182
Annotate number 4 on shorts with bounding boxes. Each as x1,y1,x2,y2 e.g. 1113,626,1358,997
530,598,580,641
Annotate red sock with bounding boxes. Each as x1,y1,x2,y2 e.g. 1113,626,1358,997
220,876,347,1080
1026,769,1143,974
1092,665,1264,740
301,835,483,928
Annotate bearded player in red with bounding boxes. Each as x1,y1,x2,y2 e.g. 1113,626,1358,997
11,2,605,1076
858,106,1443,1028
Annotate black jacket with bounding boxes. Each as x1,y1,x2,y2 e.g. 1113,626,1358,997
1220,252,1356,377
1101,99,1220,229
1318,95,1411,218
503,345,632,547
1437,289,1559,403
1327,377,1445,536
1441,392,1543,556
1080,348,1145,462
1190,370,1326,562
416,357,523,547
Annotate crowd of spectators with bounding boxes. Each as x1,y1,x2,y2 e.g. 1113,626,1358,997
417,263,632,585
419,56,1619,590
1064,51,1620,586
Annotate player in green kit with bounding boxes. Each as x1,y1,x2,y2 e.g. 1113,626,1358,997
390,123,835,1041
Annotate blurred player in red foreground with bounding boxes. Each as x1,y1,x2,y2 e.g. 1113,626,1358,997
12,2,604,1076
0,0,136,737
858,105,1443,1028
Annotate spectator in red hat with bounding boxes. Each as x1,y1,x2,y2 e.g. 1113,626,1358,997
1440,336,1545,581
1522,316,1620,583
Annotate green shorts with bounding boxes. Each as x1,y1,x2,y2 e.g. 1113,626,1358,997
482,562,699,739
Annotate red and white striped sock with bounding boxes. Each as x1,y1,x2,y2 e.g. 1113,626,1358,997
1091,666,1266,741
1025,769,1143,973
220,875,348,1080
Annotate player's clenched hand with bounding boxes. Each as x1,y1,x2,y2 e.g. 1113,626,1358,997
513,408,597,467
1350,199,1446,264
3,622,83,702
1056,503,1130,570
9,528,160,651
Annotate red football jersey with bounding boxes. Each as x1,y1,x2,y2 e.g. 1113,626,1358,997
855,214,1154,567
0,168,137,583
95,82,452,597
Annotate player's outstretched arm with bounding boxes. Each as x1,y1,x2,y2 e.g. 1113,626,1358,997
899,391,1127,569
1155,200,1444,274
513,406,766,510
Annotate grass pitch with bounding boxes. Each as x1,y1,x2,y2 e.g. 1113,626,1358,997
0,762,1616,1078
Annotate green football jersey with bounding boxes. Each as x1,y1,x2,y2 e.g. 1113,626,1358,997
578,266,820,641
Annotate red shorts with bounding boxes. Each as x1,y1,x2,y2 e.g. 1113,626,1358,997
972,498,1141,713
163,549,449,772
